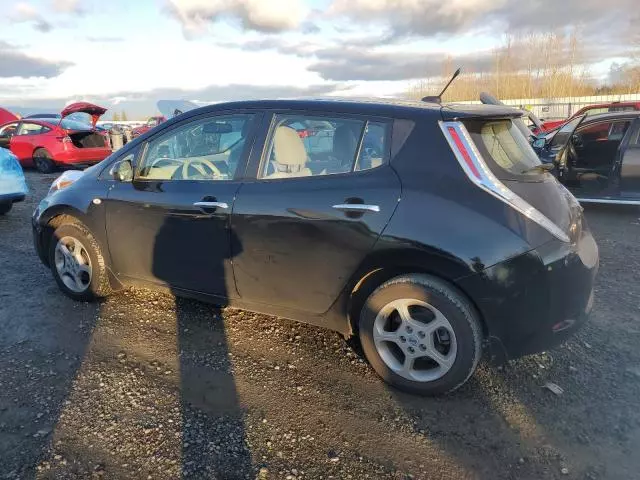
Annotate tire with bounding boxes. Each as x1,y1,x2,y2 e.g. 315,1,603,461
33,148,56,174
359,274,482,395
48,222,112,301
0,202,12,215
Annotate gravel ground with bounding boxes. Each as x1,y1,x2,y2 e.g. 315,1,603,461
1,171,639,480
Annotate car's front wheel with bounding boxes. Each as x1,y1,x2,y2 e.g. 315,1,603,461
48,222,112,301
0,202,12,215
33,148,56,174
359,274,482,395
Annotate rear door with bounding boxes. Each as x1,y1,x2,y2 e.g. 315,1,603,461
232,111,401,314
620,118,640,193
105,111,260,298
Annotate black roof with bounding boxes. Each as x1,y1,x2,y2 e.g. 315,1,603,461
176,97,523,122
578,111,640,124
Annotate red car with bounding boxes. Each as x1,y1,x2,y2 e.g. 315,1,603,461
0,102,112,173
131,115,166,138
539,101,640,133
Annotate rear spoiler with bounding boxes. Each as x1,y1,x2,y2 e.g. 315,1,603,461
440,104,525,121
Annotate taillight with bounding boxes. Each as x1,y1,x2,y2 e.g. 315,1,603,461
55,136,72,144
440,121,570,243
446,126,481,180
297,129,316,138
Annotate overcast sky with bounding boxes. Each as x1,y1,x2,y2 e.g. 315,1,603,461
0,0,637,118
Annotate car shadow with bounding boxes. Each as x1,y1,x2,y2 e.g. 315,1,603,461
15,204,253,478
151,206,253,478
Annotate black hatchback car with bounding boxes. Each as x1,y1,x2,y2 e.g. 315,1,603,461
33,99,599,395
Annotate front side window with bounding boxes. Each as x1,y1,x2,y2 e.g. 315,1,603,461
137,114,254,181
0,122,18,136
259,114,388,179
549,116,584,148
576,120,631,144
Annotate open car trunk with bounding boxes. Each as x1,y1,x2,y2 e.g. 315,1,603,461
68,131,106,148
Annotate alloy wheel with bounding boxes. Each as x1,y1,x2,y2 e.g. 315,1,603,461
372,298,458,382
54,236,92,293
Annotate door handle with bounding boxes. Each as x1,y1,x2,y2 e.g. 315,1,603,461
193,201,229,210
332,204,380,213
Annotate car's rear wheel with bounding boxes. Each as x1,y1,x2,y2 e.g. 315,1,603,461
48,223,112,301
33,148,56,174
0,202,12,215
359,274,482,395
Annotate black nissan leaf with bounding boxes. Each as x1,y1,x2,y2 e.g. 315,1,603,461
32,98,599,395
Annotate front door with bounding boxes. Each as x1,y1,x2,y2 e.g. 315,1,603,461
232,112,401,314
620,119,640,194
105,112,259,299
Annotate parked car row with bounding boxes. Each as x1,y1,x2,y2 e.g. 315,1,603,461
33,98,599,395
536,101,640,134
0,103,112,173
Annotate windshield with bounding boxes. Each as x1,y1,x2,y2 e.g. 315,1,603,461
466,119,543,178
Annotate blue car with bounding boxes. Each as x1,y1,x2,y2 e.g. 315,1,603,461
0,148,28,215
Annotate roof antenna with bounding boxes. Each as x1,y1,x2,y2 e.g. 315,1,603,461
422,68,461,103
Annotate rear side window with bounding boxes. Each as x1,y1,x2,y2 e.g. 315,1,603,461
259,114,389,179
16,122,44,136
465,119,541,178
609,105,638,112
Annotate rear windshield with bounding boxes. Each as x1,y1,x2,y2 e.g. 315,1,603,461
60,118,93,131
465,119,542,178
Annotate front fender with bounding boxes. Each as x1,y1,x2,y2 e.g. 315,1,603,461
33,179,111,267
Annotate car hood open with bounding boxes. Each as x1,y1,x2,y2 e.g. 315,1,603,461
61,102,107,128
0,107,18,125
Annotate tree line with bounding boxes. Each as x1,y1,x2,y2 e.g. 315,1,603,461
408,31,640,102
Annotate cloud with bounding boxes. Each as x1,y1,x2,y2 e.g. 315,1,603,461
1,82,343,118
52,0,84,14
86,36,125,43
308,47,496,81
0,41,73,78
328,0,637,39
9,2,53,32
166,0,307,37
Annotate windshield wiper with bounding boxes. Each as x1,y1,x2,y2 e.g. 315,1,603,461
521,163,555,174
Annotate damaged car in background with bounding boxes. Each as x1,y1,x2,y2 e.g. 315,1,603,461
480,92,640,205
0,147,28,215
0,102,112,173
533,111,640,205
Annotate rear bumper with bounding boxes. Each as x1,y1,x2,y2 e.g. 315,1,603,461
458,228,599,361
54,147,111,166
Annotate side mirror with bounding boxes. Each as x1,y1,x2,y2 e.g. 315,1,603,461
110,159,133,182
